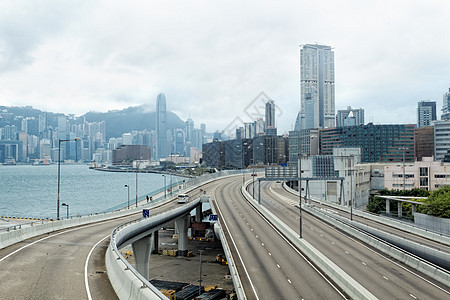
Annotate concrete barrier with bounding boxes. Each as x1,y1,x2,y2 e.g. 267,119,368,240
282,182,450,246
241,181,377,300
105,172,245,300
305,206,450,289
209,199,246,300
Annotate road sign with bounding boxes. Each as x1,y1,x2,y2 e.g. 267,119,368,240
209,214,218,221
142,209,149,218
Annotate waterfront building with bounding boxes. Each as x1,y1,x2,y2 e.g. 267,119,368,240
434,119,450,160
384,157,450,191
417,101,436,127
414,126,434,161
156,93,168,159
0,140,22,163
320,124,415,163
336,106,365,127
441,88,450,120
112,144,151,166
300,44,335,129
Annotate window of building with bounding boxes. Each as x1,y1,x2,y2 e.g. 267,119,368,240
420,167,428,177
420,177,428,187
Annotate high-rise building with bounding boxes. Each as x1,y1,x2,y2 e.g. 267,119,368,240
336,106,365,127
417,101,436,127
441,88,450,120
414,126,434,161
156,93,167,158
265,100,275,128
300,44,335,129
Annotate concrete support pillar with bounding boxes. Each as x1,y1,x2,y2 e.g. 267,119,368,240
152,230,159,254
176,215,189,256
196,204,202,222
131,234,153,279
411,204,416,215
386,199,390,214
398,201,403,217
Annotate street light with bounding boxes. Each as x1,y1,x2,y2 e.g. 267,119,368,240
162,175,166,199
61,202,69,218
135,162,139,208
124,184,130,209
57,138,80,220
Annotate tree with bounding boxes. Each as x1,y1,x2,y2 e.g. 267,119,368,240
422,186,450,218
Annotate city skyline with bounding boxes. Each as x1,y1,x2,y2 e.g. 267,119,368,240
1,1,450,133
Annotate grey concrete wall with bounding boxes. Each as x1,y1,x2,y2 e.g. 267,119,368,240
414,213,450,236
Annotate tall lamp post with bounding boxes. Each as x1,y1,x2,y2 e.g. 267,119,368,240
162,175,166,199
57,138,80,220
135,162,139,208
61,203,69,218
124,184,130,209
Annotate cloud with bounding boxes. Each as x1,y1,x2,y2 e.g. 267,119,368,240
1,0,450,132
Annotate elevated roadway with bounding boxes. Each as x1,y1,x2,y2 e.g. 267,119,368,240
253,181,450,299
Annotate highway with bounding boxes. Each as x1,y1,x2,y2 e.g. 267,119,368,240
0,196,185,299
211,177,345,299
253,181,450,299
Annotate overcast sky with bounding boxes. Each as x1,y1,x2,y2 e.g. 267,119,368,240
1,1,450,134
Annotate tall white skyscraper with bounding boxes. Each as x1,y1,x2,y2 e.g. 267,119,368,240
300,44,335,129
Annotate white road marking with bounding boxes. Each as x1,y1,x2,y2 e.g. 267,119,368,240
85,235,109,300
361,261,367,266
410,294,417,299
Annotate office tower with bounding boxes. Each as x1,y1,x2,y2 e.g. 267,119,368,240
414,126,434,161
174,129,185,155
57,116,67,140
336,106,365,127
185,117,194,142
441,89,450,120
320,124,415,162
417,101,436,127
156,93,167,158
244,122,255,139
122,133,133,145
300,44,335,129
254,118,265,136
265,100,275,128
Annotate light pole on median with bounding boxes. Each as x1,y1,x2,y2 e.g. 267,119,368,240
57,138,80,220
124,185,130,209
61,203,69,218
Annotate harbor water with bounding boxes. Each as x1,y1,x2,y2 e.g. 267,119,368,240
0,164,185,219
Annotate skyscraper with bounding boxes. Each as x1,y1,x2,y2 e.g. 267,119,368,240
300,44,335,129
417,101,436,127
265,100,275,128
156,93,167,158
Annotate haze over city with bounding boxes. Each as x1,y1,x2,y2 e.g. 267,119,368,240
1,1,450,132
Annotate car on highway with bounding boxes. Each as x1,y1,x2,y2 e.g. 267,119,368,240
177,193,189,203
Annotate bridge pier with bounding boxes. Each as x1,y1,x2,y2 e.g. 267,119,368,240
411,204,416,215
152,230,159,254
196,204,202,222
176,215,189,256
386,199,390,214
398,201,403,217
131,234,153,279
